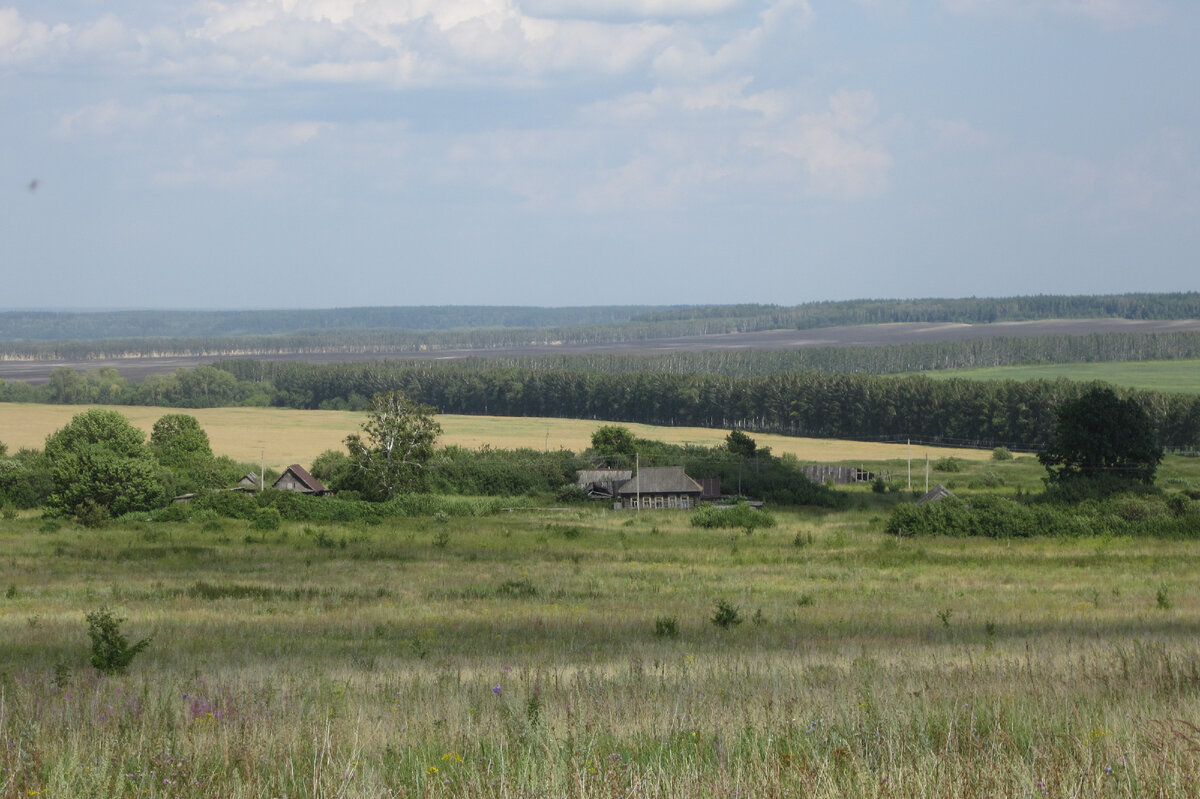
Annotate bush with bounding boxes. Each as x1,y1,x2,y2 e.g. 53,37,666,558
191,490,258,520
933,457,963,473
992,447,1014,461
654,616,679,638
711,599,742,629
691,503,776,532
85,607,151,675
250,507,282,531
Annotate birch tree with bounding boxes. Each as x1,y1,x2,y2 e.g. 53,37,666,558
345,391,441,500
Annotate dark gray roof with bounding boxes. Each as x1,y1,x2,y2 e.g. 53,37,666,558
617,466,702,496
576,469,632,488
917,484,954,505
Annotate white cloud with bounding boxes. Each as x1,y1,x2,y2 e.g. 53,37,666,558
0,8,69,64
743,90,892,198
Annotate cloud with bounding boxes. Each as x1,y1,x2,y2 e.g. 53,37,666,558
743,90,893,199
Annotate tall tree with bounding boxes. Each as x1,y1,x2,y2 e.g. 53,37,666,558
344,391,441,500
149,414,213,469
1038,386,1163,487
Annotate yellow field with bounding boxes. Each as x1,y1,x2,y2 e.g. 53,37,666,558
0,403,992,469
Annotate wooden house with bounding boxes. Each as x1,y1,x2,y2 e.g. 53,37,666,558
272,464,330,496
616,466,702,510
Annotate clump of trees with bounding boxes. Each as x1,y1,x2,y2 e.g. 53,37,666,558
1038,386,1163,489
888,386,1183,538
43,409,168,524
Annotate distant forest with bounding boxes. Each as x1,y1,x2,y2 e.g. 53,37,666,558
5,359,1199,452
2,293,1199,359
4,293,1199,453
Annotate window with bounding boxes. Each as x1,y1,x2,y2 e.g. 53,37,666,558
654,496,663,509
680,496,690,509
668,495,677,508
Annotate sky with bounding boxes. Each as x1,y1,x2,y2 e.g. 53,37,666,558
2,0,1198,310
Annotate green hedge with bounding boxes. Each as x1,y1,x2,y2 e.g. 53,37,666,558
886,493,1200,538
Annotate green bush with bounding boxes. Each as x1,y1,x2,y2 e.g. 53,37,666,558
85,607,151,675
691,503,776,531
711,599,742,629
250,507,282,531
992,447,1014,461
933,457,963,473
887,491,1200,539
191,490,258,520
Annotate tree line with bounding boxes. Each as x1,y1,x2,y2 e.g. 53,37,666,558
227,361,1200,451
4,358,1198,451
3,292,1199,359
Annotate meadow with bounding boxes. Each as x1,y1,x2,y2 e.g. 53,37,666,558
0,403,993,472
3,475,1200,797
919,359,1200,396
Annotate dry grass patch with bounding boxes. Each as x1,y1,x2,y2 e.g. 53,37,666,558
0,403,991,470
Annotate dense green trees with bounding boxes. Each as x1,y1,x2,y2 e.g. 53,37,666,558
43,409,167,521
1039,387,1164,487
150,414,213,468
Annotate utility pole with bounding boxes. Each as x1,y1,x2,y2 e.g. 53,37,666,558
907,439,911,491
635,451,640,512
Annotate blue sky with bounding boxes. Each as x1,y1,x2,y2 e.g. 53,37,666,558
2,0,1197,309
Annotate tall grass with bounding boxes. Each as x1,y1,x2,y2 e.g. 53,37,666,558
2,508,1200,796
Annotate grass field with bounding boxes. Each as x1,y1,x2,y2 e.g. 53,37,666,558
0,403,994,470
920,359,1200,395
2,493,1200,797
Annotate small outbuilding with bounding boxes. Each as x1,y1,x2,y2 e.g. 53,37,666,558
576,469,633,499
917,484,954,505
272,464,330,496
616,466,703,510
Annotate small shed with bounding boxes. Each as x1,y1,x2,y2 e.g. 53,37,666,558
917,484,954,505
616,466,703,510
272,464,330,496
576,469,633,499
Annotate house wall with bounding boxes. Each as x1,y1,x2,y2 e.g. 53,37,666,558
620,493,698,509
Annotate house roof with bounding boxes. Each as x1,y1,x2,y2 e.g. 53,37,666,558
617,466,702,496
575,469,633,488
917,484,954,505
274,464,327,493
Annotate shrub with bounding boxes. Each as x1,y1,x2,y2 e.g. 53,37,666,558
250,507,282,531
496,579,538,598
711,599,742,629
933,457,963,473
654,616,679,638
992,447,1014,461
691,503,776,532
85,607,151,675
73,500,110,529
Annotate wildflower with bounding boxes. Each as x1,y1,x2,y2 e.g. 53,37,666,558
427,766,439,776
442,752,463,763
493,684,502,696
